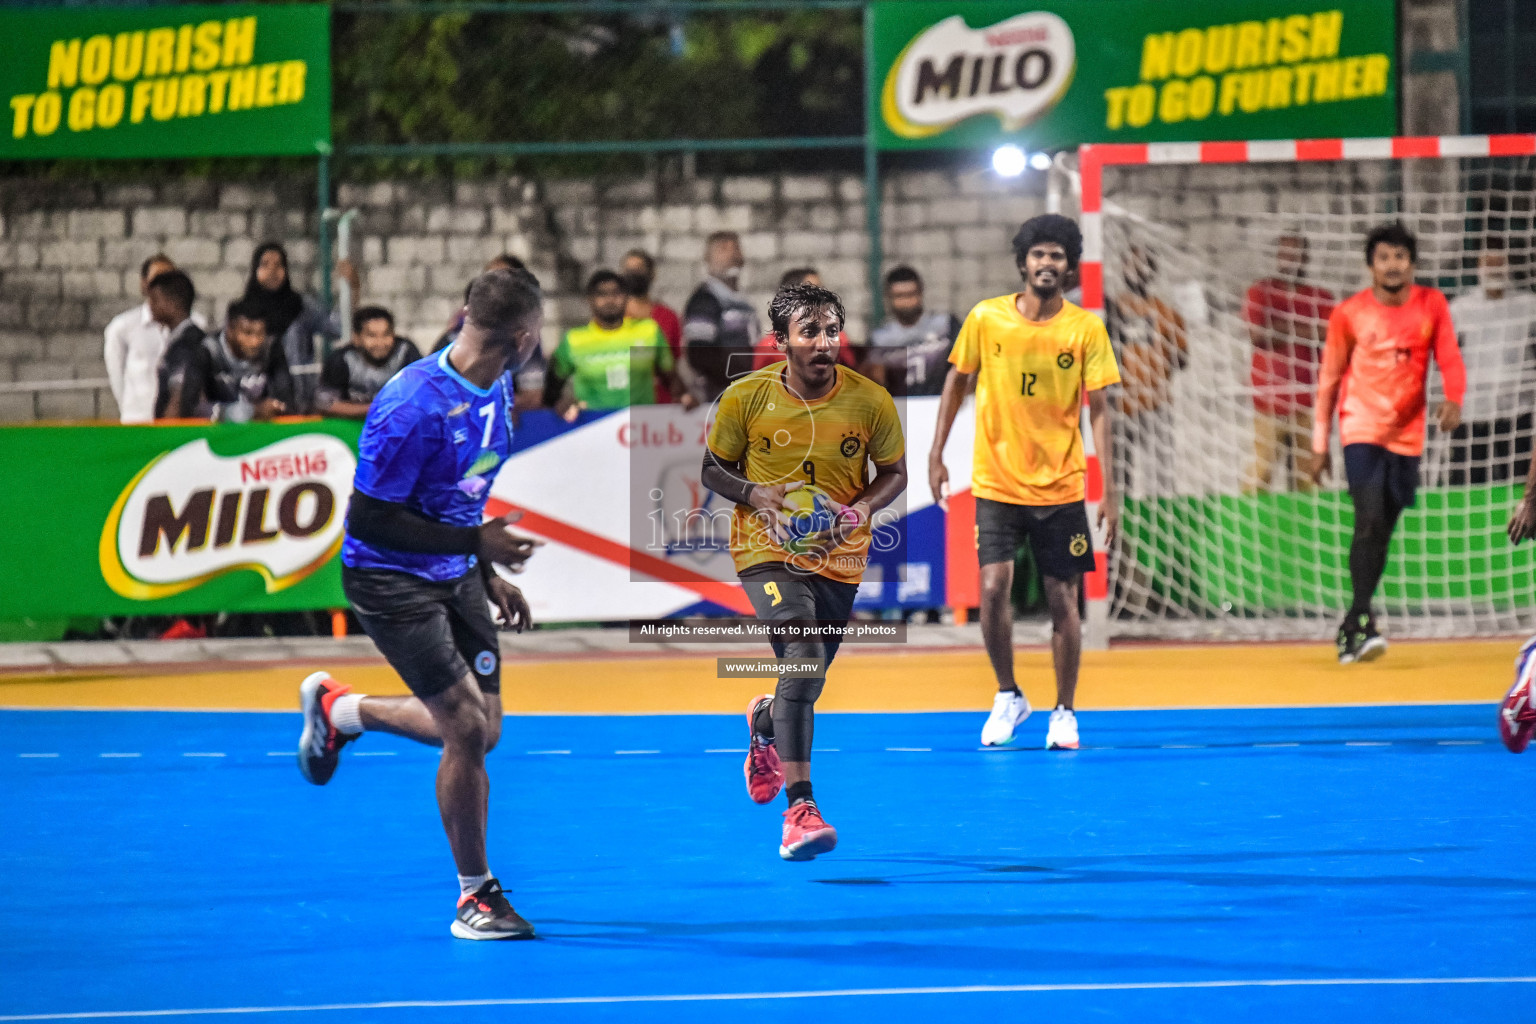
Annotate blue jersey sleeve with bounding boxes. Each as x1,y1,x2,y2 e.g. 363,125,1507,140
352,384,439,504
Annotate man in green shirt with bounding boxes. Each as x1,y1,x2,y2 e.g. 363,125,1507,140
546,271,692,418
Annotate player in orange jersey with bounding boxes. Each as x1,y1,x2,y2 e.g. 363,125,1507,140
1309,223,1466,664
929,215,1121,750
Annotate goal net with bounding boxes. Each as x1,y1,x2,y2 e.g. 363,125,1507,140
1079,138,1536,641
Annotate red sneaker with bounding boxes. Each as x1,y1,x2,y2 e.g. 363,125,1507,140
1499,638,1536,753
297,671,357,785
780,800,838,861
743,694,783,804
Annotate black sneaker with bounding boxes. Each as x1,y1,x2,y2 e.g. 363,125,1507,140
1336,612,1387,665
451,879,535,940
1336,619,1363,664
1355,613,1388,662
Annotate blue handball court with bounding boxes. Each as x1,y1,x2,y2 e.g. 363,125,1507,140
1,705,1532,1023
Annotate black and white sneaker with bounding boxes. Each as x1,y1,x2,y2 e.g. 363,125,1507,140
452,879,535,940
1356,613,1388,662
1336,621,1362,664
1337,611,1387,665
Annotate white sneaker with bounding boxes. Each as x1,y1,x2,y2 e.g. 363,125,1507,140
981,690,1032,746
1046,707,1079,750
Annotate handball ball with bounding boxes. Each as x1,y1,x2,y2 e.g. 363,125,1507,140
782,485,836,554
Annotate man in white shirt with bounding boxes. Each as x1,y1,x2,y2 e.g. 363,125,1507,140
1445,249,1536,484
104,254,201,423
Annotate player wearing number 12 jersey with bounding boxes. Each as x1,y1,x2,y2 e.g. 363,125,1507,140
701,282,906,861
929,215,1121,752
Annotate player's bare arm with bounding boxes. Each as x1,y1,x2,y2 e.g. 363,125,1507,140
1087,390,1118,547
481,564,533,633
1308,315,1355,485
1307,449,1331,485
478,516,539,631
1436,399,1462,433
928,365,974,510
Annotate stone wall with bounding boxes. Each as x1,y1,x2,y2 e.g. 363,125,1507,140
0,167,1045,421
0,0,1477,424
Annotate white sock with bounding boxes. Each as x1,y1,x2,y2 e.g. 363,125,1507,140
459,872,492,896
330,693,365,735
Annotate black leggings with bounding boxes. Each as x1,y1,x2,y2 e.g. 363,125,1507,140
1343,444,1420,617
741,564,859,762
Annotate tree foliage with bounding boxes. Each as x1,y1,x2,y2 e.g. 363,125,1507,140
332,1,866,175
5,1,867,181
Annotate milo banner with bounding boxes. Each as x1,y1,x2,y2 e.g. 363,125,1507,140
0,422,360,620
872,0,1396,151
1,4,329,160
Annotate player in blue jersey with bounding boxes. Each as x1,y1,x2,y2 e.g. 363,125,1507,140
296,268,546,940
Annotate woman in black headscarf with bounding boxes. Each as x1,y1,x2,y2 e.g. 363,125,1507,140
241,242,358,414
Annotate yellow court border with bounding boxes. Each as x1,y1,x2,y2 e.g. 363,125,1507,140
0,640,1509,714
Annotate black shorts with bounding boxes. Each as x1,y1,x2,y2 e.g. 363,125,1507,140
975,497,1096,578
1343,443,1420,518
740,562,859,663
342,565,500,698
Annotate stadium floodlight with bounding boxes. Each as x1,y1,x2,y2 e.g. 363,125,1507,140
991,144,1027,177
1028,150,1052,171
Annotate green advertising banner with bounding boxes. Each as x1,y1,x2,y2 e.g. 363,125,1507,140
871,0,1397,151
0,421,361,621
1,4,329,160
1124,487,1534,616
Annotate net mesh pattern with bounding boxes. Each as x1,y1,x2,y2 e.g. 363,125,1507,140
1097,156,1536,639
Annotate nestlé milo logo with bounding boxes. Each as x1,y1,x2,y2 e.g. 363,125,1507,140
99,434,355,600
882,12,1076,140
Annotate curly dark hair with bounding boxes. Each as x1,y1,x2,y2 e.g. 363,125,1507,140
768,282,846,343
1365,222,1417,264
1011,214,1083,268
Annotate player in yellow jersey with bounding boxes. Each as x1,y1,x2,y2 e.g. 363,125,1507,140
929,215,1121,751
701,282,907,861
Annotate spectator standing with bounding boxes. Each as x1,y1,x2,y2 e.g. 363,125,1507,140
868,265,962,396
104,254,204,423
316,307,423,420
241,242,356,415
622,248,682,401
1445,247,1536,484
170,299,295,422
1242,235,1335,492
545,271,690,421
1109,246,1188,500
146,271,207,419
750,268,855,370
682,231,760,402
